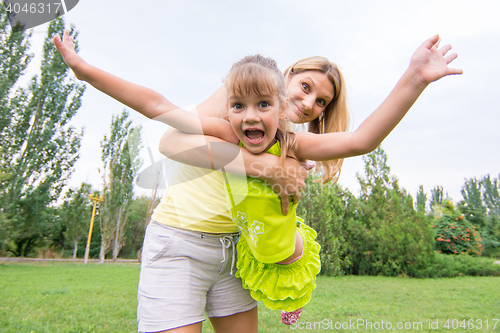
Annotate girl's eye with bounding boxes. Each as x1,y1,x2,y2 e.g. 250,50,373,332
301,83,310,92
233,103,243,110
259,101,270,108
316,99,326,107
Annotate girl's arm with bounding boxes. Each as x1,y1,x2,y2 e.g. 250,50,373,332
159,129,309,215
54,30,230,137
293,35,462,162
55,31,304,212
54,30,178,120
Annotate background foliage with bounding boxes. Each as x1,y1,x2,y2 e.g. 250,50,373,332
0,6,498,275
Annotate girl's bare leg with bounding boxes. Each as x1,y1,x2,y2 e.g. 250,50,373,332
277,231,304,264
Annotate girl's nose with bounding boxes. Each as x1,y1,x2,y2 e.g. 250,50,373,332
244,107,260,123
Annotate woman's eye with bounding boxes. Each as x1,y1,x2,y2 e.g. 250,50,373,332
317,99,326,107
259,101,270,108
301,83,310,92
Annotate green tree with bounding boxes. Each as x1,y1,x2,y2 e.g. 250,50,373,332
120,195,157,259
457,175,500,256
479,175,500,255
482,175,500,216
1,18,85,257
61,183,93,259
0,6,33,136
482,175,500,256
0,7,31,255
416,185,427,213
459,177,486,228
99,110,142,262
296,178,351,276
343,146,435,277
430,185,445,211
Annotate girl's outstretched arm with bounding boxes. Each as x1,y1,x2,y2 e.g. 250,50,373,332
54,30,235,139
293,34,462,162
55,31,302,211
54,30,179,120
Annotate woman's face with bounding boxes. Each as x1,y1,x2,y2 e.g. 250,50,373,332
285,71,334,124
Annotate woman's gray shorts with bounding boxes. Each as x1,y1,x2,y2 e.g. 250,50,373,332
137,222,257,332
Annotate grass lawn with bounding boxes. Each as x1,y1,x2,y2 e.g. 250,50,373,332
0,261,499,332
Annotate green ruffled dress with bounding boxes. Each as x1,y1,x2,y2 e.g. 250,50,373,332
224,141,321,311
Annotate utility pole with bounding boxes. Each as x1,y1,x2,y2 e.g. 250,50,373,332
84,193,103,264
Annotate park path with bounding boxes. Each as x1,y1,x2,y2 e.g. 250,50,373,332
0,257,139,263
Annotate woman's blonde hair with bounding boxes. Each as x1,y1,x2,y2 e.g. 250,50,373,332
284,56,350,184
225,55,296,163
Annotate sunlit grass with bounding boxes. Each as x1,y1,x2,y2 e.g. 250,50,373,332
1,262,499,332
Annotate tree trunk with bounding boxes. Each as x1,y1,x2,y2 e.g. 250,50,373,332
72,239,78,260
112,207,123,261
99,241,106,263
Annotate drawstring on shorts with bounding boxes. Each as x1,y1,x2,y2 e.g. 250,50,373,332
220,235,236,275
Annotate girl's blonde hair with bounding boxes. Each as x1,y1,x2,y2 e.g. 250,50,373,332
225,55,296,164
284,56,350,184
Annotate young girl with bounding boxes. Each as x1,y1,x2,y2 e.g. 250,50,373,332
212,55,322,324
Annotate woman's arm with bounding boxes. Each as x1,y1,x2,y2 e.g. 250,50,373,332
293,35,462,162
159,129,309,215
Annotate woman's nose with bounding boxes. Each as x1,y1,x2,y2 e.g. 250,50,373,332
302,95,315,111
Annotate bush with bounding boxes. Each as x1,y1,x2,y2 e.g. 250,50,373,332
433,214,483,255
481,214,500,256
425,253,500,277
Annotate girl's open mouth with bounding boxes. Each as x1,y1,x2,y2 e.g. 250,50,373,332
244,129,265,144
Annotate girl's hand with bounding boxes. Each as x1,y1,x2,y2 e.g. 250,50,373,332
53,29,86,80
409,34,463,88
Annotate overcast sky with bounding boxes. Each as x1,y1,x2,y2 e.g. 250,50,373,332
24,0,500,203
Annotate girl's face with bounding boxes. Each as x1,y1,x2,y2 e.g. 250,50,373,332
228,93,284,154
285,71,334,124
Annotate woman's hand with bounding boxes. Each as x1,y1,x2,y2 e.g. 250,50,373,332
408,34,463,88
53,30,86,80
